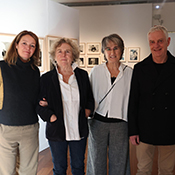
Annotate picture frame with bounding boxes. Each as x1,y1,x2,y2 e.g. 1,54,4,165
87,55,100,67
87,42,101,54
128,47,140,62
46,35,61,70
38,37,45,72
78,55,86,68
120,47,127,62
0,33,16,60
71,38,78,45
79,42,86,55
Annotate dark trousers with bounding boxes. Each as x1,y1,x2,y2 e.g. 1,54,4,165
49,137,87,175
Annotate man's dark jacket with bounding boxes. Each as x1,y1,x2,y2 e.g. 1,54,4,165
128,51,175,145
37,67,94,141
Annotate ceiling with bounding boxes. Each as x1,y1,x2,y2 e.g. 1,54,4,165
54,0,175,6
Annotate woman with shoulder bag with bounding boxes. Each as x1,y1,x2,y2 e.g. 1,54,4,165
87,34,132,175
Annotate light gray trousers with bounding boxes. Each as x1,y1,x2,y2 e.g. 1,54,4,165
87,119,130,175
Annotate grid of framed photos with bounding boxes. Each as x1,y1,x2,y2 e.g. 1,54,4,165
79,42,102,68
79,42,140,69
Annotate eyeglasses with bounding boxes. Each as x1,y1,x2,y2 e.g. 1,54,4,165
105,46,118,52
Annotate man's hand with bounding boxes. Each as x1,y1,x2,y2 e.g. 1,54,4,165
130,135,140,145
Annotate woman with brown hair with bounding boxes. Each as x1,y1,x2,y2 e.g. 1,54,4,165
0,30,40,175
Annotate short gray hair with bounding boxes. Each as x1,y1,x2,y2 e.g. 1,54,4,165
101,34,124,60
147,25,168,40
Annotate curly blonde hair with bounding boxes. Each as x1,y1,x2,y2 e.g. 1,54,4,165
50,38,80,66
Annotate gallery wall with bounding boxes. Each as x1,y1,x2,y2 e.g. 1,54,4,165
75,2,175,72
75,4,152,71
0,0,79,152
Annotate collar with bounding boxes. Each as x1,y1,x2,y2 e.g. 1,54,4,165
56,62,78,79
142,51,175,65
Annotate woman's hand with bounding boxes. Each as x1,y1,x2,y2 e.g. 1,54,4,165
50,114,57,122
85,109,91,118
39,98,48,107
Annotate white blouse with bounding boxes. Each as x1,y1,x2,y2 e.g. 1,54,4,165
89,63,133,122
57,63,80,141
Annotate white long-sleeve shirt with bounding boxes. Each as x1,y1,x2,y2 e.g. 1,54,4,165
90,63,133,122
57,63,80,141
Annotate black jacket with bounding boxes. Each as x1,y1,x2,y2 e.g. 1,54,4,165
128,51,175,145
37,67,94,141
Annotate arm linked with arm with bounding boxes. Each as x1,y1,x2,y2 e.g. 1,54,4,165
36,76,55,122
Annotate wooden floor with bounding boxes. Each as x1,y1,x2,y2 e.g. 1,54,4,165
37,142,175,175
37,146,88,175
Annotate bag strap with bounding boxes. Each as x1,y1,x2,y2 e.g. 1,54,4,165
99,65,127,105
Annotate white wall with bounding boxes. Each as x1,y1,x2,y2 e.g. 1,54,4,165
75,2,175,72
0,0,48,36
48,2,79,38
75,4,152,70
153,2,175,31
0,0,79,152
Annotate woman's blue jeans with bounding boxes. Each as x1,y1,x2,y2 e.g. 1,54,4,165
49,137,87,175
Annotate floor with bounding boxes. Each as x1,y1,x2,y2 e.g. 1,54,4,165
37,142,175,175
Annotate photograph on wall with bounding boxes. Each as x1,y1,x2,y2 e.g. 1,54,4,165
38,38,45,72
78,55,86,68
87,55,100,67
0,33,16,61
87,42,101,54
128,47,140,62
46,35,61,70
120,47,126,62
79,42,85,55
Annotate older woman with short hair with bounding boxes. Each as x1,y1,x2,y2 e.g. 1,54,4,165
87,34,132,175
37,38,94,175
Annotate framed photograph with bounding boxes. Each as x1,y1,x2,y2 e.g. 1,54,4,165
78,55,86,68
128,47,140,62
38,37,45,72
46,35,61,70
79,42,86,55
0,33,16,60
87,42,101,54
87,55,100,67
120,47,127,62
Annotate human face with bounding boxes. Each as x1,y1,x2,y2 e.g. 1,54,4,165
148,30,170,62
104,41,122,64
16,35,36,62
55,43,73,67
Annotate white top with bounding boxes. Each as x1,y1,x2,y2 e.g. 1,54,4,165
56,63,81,141
89,62,133,122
